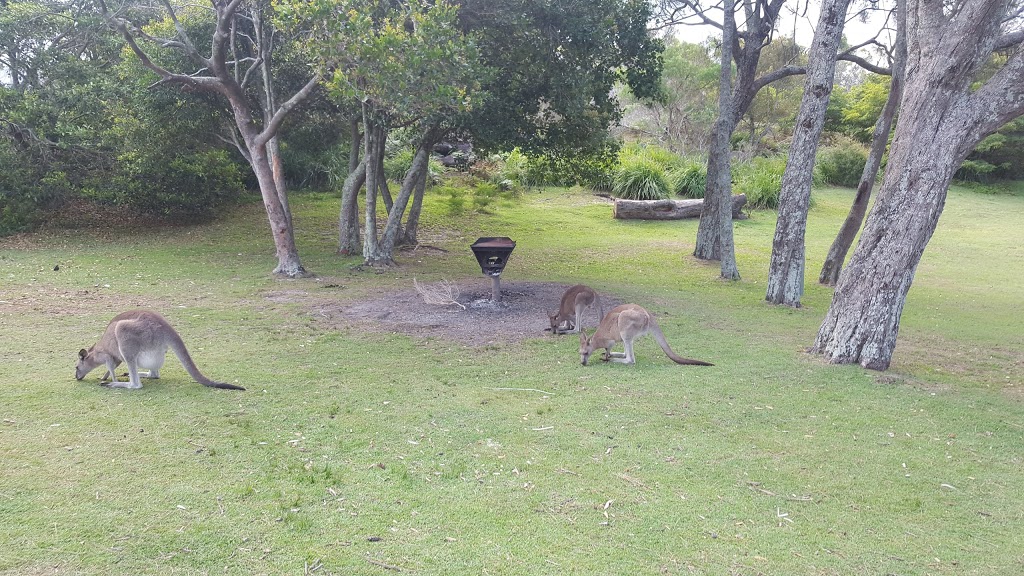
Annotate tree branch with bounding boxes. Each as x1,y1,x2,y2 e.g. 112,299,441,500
837,52,891,76
961,50,1024,155
256,73,320,147
994,29,1024,51
751,64,805,93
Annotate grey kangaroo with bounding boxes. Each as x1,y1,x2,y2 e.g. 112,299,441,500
75,310,244,390
548,284,603,334
579,304,713,367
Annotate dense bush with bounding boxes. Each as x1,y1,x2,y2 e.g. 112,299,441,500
612,155,670,200
0,137,69,235
108,149,245,220
668,158,707,198
733,156,787,209
817,142,868,187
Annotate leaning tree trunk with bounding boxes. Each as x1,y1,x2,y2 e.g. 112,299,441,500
251,145,306,277
695,0,738,281
818,0,906,287
766,0,851,306
339,118,363,255
364,125,439,265
812,0,1022,370
362,117,385,263
399,166,429,246
338,159,366,255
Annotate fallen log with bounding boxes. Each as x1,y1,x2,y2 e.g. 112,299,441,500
613,194,747,220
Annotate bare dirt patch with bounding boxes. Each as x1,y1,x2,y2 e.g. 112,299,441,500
305,280,621,347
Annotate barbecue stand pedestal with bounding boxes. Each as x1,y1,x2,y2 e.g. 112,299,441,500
470,237,516,303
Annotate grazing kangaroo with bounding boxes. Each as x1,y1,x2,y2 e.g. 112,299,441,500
549,284,603,334
75,310,244,390
578,304,713,367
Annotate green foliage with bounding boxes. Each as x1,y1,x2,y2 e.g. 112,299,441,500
817,141,869,188
284,0,487,127
667,159,707,198
461,0,663,162
384,147,416,182
733,156,788,209
619,141,681,169
521,144,619,191
954,159,999,183
618,40,719,155
111,150,245,220
833,75,891,143
957,117,1024,180
612,156,670,200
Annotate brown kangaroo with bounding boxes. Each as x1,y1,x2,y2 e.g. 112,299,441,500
548,284,603,334
75,310,244,390
579,304,713,367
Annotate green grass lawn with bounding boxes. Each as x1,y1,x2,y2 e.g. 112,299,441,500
1,184,1022,575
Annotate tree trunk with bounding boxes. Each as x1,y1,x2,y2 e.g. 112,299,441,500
819,1,906,287
364,126,438,265
693,0,789,279
766,0,851,307
348,117,362,173
378,143,394,215
338,159,365,255
362,115,384,263
615,195,746,220
99,0,319,278
251,146,306,277
339,119,364,255
399,165,428,246
695,0,739,280
812,0,1023,370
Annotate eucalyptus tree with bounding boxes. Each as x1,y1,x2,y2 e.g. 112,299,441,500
97,0,319,277
656,0,891,280
813,0,1024,370
819,1,906,287
765,0,853,306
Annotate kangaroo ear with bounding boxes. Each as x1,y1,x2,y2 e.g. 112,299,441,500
78,348,88,359
578,330,588,343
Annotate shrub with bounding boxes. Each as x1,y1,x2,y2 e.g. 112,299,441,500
733,156,787,210
954,159,999,183
384,147,415,182
619,142,681,170
112,149,244,221
668,159,707,198
612,156,670,200
817,142,868,187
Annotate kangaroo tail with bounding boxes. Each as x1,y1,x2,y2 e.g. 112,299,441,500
169,333,246,390
649,317,714,366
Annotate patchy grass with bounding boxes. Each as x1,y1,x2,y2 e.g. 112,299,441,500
0,185,1022,575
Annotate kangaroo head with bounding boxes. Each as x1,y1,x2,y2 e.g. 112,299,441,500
548,310,563,332
578,330,593,366
75,347,101,381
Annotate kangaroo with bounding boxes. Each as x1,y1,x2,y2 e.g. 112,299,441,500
75,310,244,390
578,304,713,367
548,284,603,334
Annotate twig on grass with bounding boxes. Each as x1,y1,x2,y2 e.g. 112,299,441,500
413,277,466,310
487,387,556,395
365,557,403,571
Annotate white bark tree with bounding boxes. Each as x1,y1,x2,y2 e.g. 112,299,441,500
98,0,319,277
813,0,1024,369
766,0,853,306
